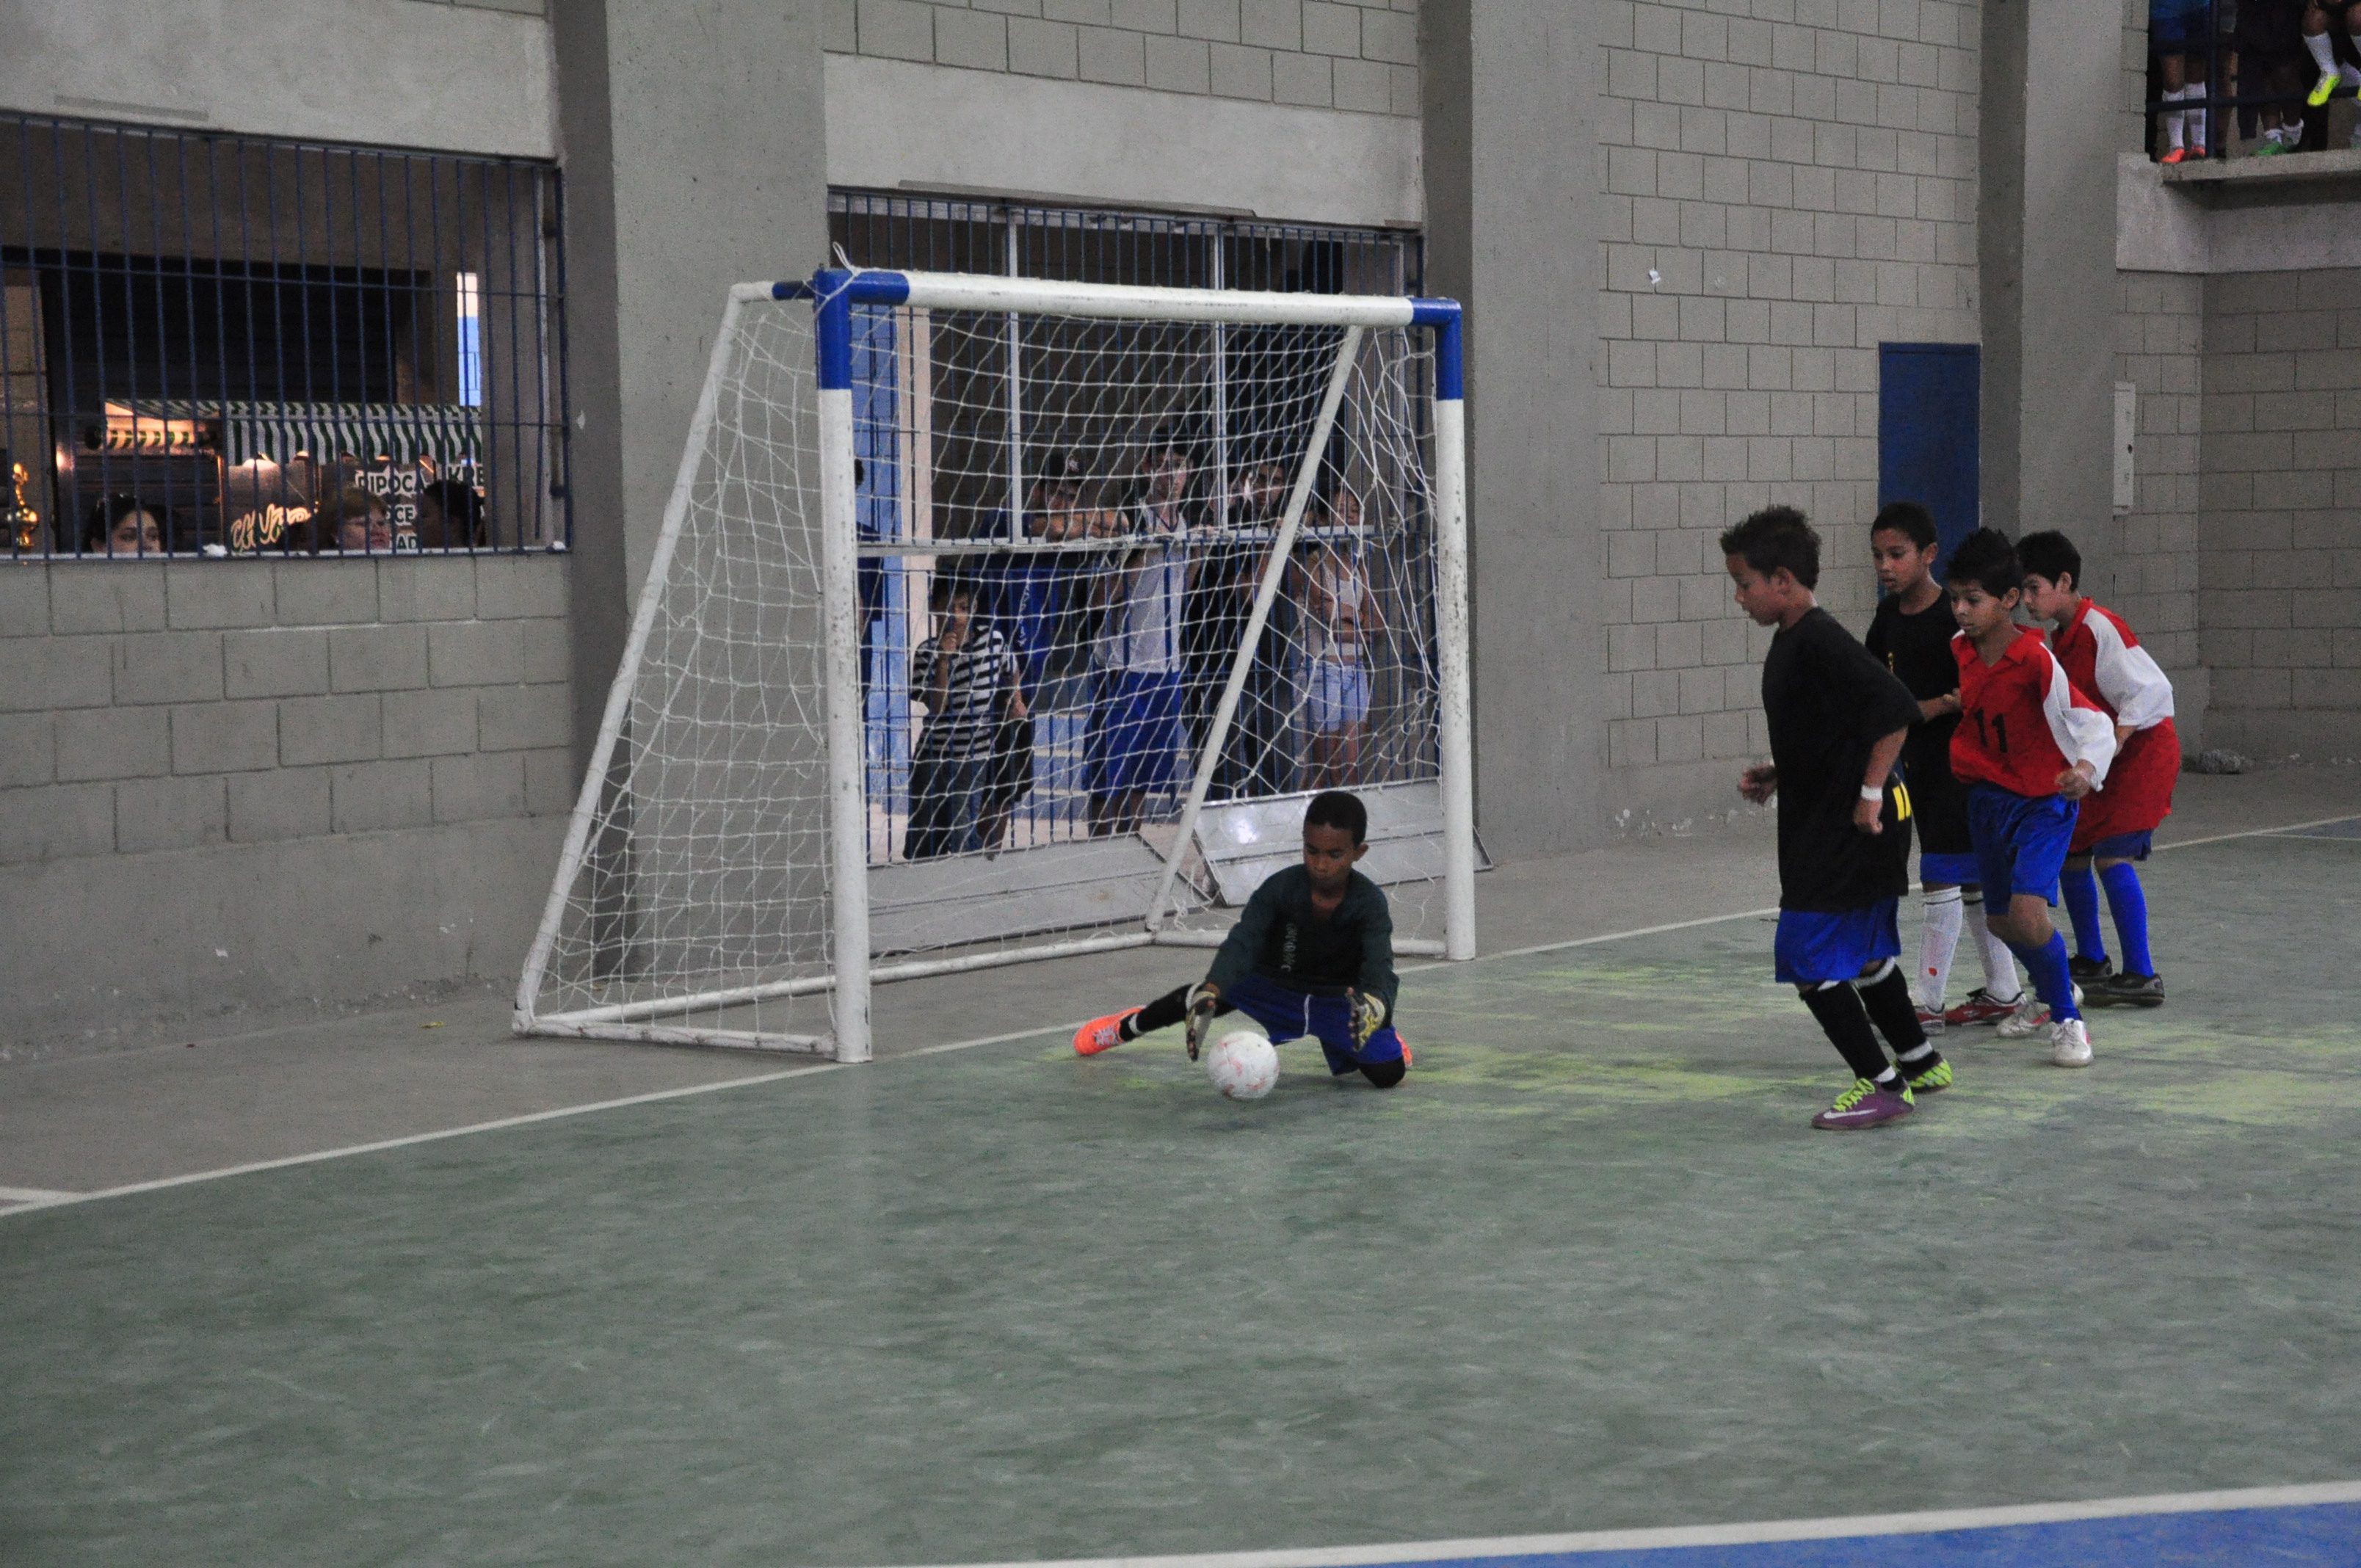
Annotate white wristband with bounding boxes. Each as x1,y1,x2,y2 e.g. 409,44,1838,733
1860,784,1885,803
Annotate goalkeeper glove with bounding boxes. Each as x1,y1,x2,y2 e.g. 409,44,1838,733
1184,981,1220,1061
1350,989,1388,1047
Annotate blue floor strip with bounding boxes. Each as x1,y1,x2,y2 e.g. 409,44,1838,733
1407,1501,2361,1567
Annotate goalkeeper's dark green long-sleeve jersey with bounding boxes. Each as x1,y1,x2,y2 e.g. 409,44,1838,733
1206,864,1398,1015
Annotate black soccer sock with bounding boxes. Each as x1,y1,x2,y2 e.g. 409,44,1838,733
1125,983,1238,1039
1125,984,1194,1039
1799,982,1893,1084
1855,960,1932,1058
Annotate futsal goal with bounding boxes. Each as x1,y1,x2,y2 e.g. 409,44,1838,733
515,268,1473,1059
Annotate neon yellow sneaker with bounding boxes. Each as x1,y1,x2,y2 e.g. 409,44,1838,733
1906,1058,1954,1095
2310,69,2340,108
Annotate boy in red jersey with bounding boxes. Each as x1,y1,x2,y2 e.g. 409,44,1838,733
2019,531,2177,1009
1945,529,2118,1068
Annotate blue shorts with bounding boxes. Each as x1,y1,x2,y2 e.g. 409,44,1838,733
2086,829,2154,862
1774,901,1902,987
2150,0,2210,48
1919,851,1983,888
1224,970,1406,1076
1302,658,1371,732
1968,785,2081,905
1087,669,1185,796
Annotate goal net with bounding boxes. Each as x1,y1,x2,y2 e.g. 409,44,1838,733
515,269,1472,1057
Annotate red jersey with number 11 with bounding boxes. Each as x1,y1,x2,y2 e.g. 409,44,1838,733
1950,626,2117,798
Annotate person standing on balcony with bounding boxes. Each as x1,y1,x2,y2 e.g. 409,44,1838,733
2153,0,2214,161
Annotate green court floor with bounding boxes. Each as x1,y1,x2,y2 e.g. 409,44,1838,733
4,832,2357,1566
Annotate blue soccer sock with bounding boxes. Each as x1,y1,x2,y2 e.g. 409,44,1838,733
2059,862,2107,964
2010,931,2082,1022
2099,861,2155,977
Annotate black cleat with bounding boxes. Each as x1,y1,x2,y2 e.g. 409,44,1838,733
2069,954,2116,984
2098,970,2164,1008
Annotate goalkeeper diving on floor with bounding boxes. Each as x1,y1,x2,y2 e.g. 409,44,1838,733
1072,790,1410,1087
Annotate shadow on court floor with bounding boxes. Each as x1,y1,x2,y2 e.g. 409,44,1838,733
2,831,2357,1566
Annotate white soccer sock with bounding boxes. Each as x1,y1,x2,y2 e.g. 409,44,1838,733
1965,893,2023,1003
2183,86,2205,148
1917,888,1965,1010
2162,87,2187,151
2307,32,2338,76
2343,62,2361,87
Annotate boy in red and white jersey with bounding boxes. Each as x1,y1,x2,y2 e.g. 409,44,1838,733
1945,530,2119,1068
2018,531,2177,1010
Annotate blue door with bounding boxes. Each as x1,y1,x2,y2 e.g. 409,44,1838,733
1877,343,1979,575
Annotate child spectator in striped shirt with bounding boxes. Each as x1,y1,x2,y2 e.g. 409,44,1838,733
907,574,1026,861
2018,531,2178,1009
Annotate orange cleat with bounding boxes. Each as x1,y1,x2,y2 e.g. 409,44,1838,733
1073,1008,1139,1056
2160,146,2189,164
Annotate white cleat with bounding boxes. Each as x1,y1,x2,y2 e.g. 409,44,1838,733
2050,1017,2093,1068
1996,983,2083,1040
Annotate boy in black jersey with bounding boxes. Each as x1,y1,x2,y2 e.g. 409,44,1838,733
1724,506,1949,1130
1865,503,2025,1032
1071,790,1409,1088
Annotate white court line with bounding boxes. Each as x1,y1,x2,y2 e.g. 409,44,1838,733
0,1185,78,1204
6,810,2353,1220
866,1480,2361,1568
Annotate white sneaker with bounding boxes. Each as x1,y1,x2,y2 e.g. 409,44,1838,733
1995,992,2048,1039
2050,1017,2093,1068
1996,983,2083,1040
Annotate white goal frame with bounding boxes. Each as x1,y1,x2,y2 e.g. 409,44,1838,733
515,268,1474,1061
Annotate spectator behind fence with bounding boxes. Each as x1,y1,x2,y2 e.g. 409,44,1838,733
1086,436,1198,838
906,573,1025,861
986,451,1086,694
2239,0,2308,153
81,495,164,558
1291,490,1385,789
415,480,486,550
2152,0,2213,161
315,487,394,554
2302,0,2361,142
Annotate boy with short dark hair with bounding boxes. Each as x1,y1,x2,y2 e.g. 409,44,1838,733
1071,790,1410,1089
1944,529,2118,1067
1865,501,2026,1034
1724,505,1948,1130
2018,530,2178,1008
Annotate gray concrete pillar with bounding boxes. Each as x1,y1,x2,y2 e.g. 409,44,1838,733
1422,2,1607,857
1979,0,2121,548
551,0,830,762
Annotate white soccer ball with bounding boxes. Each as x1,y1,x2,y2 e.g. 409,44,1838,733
1204,1028,1280,1101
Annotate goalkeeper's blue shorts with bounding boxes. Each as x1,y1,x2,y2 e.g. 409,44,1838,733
1224,971,1405,1076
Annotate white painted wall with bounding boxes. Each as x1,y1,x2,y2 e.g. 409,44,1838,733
825,54,1422,230
3,0,554,159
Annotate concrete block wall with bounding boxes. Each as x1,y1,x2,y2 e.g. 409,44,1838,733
2108,271,2204,704
2197,267,2361,759
0,557,575,1050
826,0,1420,113
1593,0,1983,819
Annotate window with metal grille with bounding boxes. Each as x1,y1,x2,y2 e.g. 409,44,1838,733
1,112,568,559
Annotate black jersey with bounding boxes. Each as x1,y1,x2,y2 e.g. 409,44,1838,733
1762,607,1921,912
1865,592,1962,788
1207,864,1397,1015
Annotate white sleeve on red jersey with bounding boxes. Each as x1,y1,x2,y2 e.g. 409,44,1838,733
2040,647,2117,785
2087,609,2174,731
